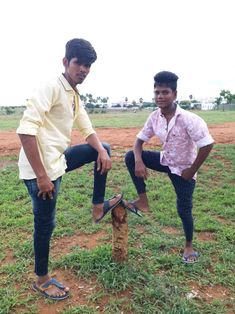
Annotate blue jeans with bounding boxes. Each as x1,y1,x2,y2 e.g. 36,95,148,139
24,143,110,276
125,150,196,242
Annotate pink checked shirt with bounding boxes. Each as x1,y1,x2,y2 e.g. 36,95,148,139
137,105,214,178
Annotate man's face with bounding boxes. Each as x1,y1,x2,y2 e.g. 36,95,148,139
63,57,91,86
154,85,177,110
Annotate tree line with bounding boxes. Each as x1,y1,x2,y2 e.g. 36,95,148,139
1,90,234,115
214,90,235,106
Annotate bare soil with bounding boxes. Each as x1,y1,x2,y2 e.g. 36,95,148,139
0,122,235,157
188,281,232,303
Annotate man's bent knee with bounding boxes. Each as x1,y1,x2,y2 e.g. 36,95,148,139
102,142,111,156
125,150,134,165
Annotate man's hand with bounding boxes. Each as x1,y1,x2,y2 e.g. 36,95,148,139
181,144,214,181
85,133,112,175
97,149,112,175
18,134,54,199
181,168,195,181
135,160,148,180
37,175,55,200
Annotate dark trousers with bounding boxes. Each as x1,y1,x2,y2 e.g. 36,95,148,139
125,150,196,242
24,143,110,276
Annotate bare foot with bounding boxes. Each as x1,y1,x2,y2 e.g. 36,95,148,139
130,193,150,212
92,194,122,222
130,199,149,212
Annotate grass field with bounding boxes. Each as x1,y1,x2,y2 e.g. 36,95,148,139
0,111,235,313
1,109,235,131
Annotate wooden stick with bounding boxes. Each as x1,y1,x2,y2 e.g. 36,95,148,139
112,202,128,262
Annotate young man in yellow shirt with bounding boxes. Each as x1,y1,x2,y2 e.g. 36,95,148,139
17,38,122,300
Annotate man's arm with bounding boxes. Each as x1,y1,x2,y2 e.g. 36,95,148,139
133,138,148,180
18,134,55,199
181,143,214,180
86,133,111,174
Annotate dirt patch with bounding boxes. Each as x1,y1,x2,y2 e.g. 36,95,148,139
196,231,216,242
208,122,235,144
211,153,233,168
51,230,108,258
0,249,16,267
0,159,17,169
215,216,228,224
168,247,181,255
136,225,146,234
29,268,132,314
188,281,232,303
35,269,98,314
1,122,235,157
161,226,181,235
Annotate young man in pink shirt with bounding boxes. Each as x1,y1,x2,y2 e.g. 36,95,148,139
125,71,214,263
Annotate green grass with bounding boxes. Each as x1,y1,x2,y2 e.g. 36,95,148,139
0,115,23,131
194,110,235,124
89,109,235,127
0,144,235,313
1,109,235,131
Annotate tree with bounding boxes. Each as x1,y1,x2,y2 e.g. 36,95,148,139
220,90,235,104
142,102,155,108
85,103,95,109
5,107,14,115
85,93,95,104
179,100,191,110
101,97,109,105
80,94,87,105
214,96,222,108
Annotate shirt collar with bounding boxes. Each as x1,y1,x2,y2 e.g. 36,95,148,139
59,74,80,95
159,102,181,118
174,104,183,117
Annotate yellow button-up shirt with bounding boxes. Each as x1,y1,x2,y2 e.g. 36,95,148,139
16,74,95,180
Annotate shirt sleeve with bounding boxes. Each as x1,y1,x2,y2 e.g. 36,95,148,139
16,83,53,136
74,99,96,139
186,114,214,148
137,113,155,142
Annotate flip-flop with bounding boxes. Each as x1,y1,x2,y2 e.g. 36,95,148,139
122,200,143,217
182,251,199,264
32,278,69,300
95,194,123,223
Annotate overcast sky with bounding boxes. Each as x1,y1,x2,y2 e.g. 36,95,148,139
0,0,234,106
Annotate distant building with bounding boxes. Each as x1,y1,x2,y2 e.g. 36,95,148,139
198,97,216,110
110,100,143,108
201,102,215,110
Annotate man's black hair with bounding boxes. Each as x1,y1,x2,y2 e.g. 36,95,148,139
65,38,97,65
154,71,179,91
